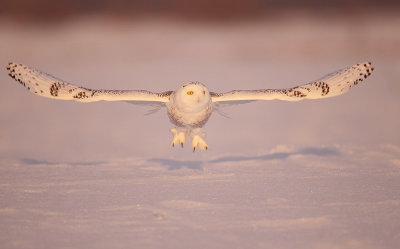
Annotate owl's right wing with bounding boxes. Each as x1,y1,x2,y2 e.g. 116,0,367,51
211,62,374,103
7,62,172,103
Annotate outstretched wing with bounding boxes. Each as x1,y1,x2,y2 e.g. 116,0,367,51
6,62,172,103
211,62,374,103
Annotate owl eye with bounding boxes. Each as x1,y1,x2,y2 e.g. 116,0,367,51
187,91,194,95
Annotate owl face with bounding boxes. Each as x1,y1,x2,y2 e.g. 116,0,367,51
174,82,211,111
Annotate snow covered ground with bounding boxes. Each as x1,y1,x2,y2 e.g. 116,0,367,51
1,12,400,249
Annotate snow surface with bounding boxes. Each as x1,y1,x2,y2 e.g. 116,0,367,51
1,13,400,249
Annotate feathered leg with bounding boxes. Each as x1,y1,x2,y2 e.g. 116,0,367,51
170,128,186,148
190,128,208,152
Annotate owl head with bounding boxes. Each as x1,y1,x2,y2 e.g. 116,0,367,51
173,82,211,111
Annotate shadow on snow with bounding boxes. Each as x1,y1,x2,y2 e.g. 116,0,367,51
19,147,339,170
149,146,340,170
20,158,107,167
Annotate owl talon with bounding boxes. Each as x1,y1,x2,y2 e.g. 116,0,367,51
191,137,208,151
170,128,186,148
190,129,208,152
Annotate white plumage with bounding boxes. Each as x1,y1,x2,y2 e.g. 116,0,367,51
6,62,374,151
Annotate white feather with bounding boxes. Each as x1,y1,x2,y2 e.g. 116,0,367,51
210,62,374,102
7,62,171,103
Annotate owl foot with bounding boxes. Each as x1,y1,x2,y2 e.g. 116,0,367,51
190,128,208,152
170,128,186,148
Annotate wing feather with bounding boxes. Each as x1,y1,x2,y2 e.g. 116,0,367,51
6,62,172,103
211,62,374,103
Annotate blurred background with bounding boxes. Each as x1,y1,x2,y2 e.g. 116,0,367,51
1,0,400,21
0,0,399,161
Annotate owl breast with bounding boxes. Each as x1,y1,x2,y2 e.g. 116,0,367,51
167,101,212,128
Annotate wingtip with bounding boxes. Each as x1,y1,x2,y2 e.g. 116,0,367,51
6,62,16,71
356,61,374,74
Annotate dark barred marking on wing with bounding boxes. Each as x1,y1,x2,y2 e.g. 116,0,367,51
210,62,374,102
7,62,172,103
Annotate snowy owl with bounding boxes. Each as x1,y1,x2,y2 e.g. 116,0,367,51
6,62,374,151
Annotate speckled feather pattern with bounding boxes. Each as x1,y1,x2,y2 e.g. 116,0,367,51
6,62,172,103
210,62,374,102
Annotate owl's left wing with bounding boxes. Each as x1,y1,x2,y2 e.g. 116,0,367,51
7,62,172,103
211,62,374,103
